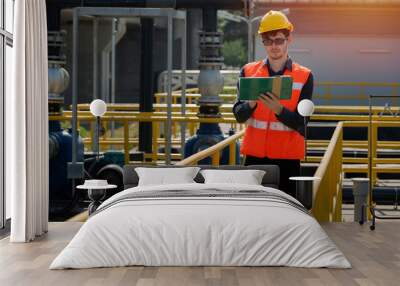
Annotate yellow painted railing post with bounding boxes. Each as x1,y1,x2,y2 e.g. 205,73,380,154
367,122,378,221
329,160,333,221
229,142,236,165
312,122,343,222
211,152,220,166
163,121,168,163
371,122,378,185
172,120,177,139
189,122,195,136
152,122,159,163
124,120,129,164
332,146,337,220
333,134,342,222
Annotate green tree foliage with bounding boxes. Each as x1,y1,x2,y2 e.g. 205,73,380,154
218,11,248,68
222,39,247,68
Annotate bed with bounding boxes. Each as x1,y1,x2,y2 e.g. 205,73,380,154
50,165,351,269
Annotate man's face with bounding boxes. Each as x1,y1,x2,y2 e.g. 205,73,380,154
261,32,291,60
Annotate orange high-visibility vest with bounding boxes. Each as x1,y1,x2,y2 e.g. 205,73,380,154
240,60,311,159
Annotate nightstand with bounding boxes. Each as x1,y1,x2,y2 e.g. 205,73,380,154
77,181,117,215
289,176,320,210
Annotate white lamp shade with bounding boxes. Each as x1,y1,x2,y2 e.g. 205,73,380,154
297,99,315,116
90,99,107,117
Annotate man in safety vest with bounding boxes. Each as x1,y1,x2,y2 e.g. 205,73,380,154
233,10,314,197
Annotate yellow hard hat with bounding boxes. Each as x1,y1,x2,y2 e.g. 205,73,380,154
258,10,294,34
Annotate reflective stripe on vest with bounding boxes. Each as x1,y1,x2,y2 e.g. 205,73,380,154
248,118,293,132
292,82,304,91
269,122,293,131
247,118,268,130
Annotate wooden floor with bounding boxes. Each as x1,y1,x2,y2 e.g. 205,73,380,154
1,221,399,286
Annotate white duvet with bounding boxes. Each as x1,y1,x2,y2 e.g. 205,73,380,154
50,183,351,269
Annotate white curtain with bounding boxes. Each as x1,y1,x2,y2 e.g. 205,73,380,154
7,0,49,242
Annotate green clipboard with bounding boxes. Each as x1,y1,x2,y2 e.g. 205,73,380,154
239,75,293,100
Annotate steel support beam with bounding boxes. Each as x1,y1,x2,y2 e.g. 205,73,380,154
139,18,154,155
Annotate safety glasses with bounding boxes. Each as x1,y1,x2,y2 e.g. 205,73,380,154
262,37,287,46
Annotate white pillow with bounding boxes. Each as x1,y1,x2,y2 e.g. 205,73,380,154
200,169,266,185
135,167,201,186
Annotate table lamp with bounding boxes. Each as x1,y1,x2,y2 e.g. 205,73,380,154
297,99,315,164
90,99,107,161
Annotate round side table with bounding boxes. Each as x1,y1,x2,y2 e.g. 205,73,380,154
77,184,117,215
289,176,320,210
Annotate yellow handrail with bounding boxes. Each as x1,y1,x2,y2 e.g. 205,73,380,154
176,129,245,166
176,121,346,222
72,103,400,121
50,112,400,178
315,105,400,114
49,113,244,165
50,114,239,123
312,122,343,222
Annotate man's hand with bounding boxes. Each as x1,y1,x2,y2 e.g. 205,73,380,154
259,92,283,115
247,100,258,109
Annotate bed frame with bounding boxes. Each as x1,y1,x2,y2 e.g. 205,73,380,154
123,165,280,190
